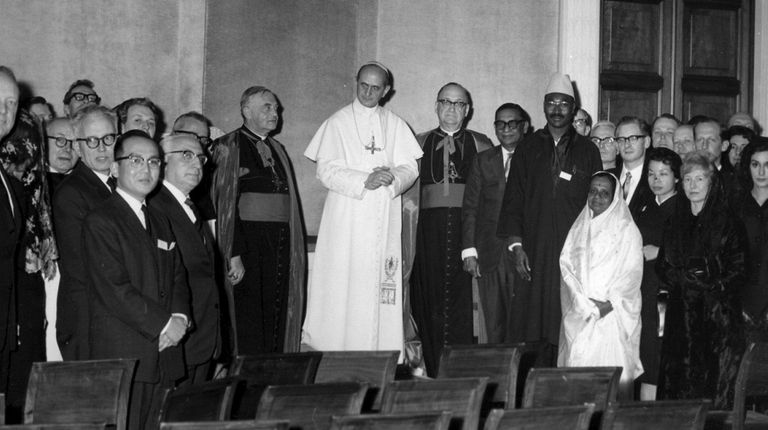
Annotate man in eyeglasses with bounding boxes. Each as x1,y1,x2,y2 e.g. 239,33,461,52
210,86,306,356
62,79,100,118
147,134,220,386
172,112,216,222
591,120,619,170
409,82,491,376
611,116,653,218
573,108,592,137
497,73,601,365
53,105,117,360
45,117,80,190
84,131,188,429
462,103,530,345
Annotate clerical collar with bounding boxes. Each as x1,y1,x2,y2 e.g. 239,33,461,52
439,127,462,137
243,125,268,141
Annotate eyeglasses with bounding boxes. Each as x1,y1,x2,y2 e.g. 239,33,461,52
47,136,75,148
545,100,573,108
494,119,525,130
573,119,588,127
165,150,208,165
173,130,212,147
615,135,646,145
115,154,163,169
70,92,101,104
76,133,118,149
437,99,468,110
590,136,615,147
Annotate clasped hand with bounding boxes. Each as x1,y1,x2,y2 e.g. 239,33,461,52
364,166,394,190
159,315,188,351
589,298,613,318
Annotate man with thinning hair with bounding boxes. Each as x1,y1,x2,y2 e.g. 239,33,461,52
62,79,100,118
211,86,306,355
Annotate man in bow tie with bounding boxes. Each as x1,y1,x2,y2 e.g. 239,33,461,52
410,82,492,376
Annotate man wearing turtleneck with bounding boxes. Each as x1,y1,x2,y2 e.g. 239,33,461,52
302,62,422,356
210,86,306,355
410,82,492,376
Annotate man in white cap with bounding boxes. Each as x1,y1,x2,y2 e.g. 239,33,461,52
497,73,602,363
302,62,422,357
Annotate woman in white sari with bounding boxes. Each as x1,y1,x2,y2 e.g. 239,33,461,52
558,171,644,397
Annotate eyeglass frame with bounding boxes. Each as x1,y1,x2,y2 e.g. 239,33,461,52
70,92,101,104
494,119,526,130
590,136,616,148
114,153,163,169
437,99,469,110
76,133,119,149
172,130,212,147
165,149,209,165
615,134,647,145
47,136,76,148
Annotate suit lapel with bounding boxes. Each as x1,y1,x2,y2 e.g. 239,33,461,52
0,168,20,234
114,193,161,287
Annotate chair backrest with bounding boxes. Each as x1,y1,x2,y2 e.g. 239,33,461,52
600,399,709,430
231,352,322,386
330,411,452,430
0,424,108,430
380,377,488,430
437,344,522,408
157,378,240,424
484,404,594,430
23,359,136,429
159,420,289,430
521,367,621,412
255,382,368,430
315,350,399,411
733,342,768,429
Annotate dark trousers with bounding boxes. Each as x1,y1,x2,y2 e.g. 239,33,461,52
178,361,212,387
477,254,516,344
235,222,290,354
128,370,172,430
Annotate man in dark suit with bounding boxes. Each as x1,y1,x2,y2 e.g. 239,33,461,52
150,134,220,385
53,105,118,360
0,65,21,400
462,103,529,343
611,116,653,218
84,130,189,430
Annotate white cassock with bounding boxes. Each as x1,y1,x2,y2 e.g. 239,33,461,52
302,98,422,357
558,173,644,385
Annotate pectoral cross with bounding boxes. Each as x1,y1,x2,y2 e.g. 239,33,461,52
365,135,381,154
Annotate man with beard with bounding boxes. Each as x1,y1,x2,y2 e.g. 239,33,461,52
497,73,602,364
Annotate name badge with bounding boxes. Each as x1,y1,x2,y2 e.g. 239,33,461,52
559,171,572,181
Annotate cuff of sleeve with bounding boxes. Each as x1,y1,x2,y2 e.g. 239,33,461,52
507,242,522,252
160,313,189,335
461,248,478,260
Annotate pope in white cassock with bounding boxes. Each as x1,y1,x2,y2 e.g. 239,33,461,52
302,62,423,356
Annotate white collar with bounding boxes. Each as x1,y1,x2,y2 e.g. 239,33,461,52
620,160,644,180
93,170,111,190
163,180,189,206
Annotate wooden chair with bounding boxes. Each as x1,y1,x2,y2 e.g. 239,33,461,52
0,425,107,429
437,344,522,410
230,352,322,420
23,359,136,429
1,393,5,425
706,342,768,430
159,420,289,430
255,382,368,429
330,411,451,430
380,377,488,430
483,404,595,430
601,400,709,430
315,350,399,411
521,367,621,412
157,378,241,424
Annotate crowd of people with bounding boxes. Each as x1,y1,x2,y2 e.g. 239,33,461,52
0,61,765,428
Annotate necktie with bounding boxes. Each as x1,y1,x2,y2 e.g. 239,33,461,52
504,152,512,179
623,172,632,200
185,198,207,244
141,204,152,237
107,176,117,192
435,134,456,197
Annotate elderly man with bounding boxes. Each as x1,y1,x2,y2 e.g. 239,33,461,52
115,97,160,139
694,117,728,170
573,108,592,137
590,120,618,170
673,124,695,155
46,117,79,190
172,112,215,220
650,114,679,150
0,66,22,405
84,131,188,430
211,86,306,355
149,134,219,385
302,62,422,357
462,103,529,343
62,79,100,118
497,73,602,364
612,116,653,218
410,82,491,376
728,111,756,131
53,105,118,360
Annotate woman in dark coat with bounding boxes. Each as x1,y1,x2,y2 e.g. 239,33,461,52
733,136,768,343
656,150,746,409
634,148,682,400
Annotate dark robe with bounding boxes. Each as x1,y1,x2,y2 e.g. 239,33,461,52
411,127,491,377
733,191,768,342
656,181,746,409
634,193,678,385
497,126,602,349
